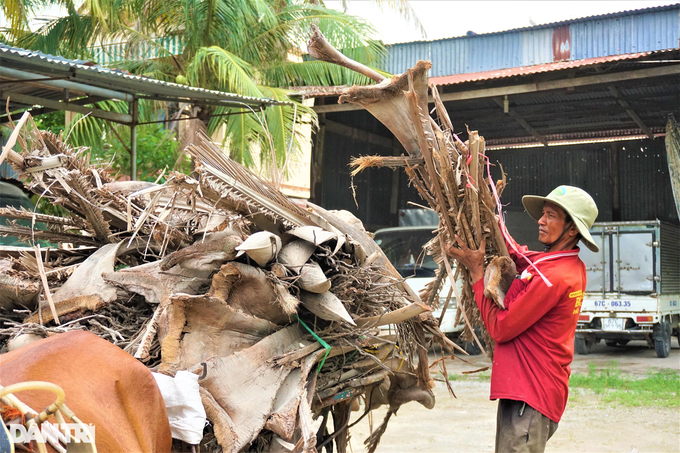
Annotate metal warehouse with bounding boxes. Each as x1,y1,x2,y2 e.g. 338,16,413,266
306,4,680,239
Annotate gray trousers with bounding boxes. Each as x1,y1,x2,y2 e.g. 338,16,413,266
495,399,559,453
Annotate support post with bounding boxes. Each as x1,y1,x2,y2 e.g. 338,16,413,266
130,98,138,181
311,113,326,204
610,142,620,221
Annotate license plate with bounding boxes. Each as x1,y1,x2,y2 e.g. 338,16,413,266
601,317,625,331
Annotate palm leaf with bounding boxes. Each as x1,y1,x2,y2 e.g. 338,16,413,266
186,46,262,96
220,107,265,168
261,59,391,88
257,85,316,175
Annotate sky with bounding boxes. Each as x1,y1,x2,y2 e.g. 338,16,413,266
324,1,678,44
3,1,677,42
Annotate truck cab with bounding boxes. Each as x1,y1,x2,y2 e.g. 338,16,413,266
575,221,680,358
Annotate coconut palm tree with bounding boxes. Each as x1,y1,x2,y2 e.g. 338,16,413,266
2,0,417,173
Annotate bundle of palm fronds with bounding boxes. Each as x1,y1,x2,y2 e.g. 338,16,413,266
0,114,453,453
308,25,513,354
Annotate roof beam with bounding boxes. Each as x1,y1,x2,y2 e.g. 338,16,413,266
439,64,680,102
607,86,655,139
313,64,680,113
0,91,132,123
0,66,134,102
0,95,107,123
492,97,547,146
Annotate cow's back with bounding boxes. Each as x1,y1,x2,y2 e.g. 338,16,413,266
0,330,172,453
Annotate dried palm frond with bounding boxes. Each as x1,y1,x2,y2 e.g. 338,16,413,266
185,132,316,228
306,29,514,366
349,155,424,176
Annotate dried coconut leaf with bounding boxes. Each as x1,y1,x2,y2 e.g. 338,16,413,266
0,270,40,310
265,349,325,442
200,326,308,453
159,231,241,272
26,242,121,325
338,61,432,157
210,262,292,325
0,207,85,229
185,132,315,228
162,293,279,369
0,225,102,247
349,155,424,176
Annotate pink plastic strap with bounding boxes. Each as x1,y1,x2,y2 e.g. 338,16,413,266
484,155,553,288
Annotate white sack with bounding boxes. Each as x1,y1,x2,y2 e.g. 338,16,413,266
153,370,207,444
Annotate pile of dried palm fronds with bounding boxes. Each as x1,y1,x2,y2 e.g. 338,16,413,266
0,113,455,453
309,25,511,354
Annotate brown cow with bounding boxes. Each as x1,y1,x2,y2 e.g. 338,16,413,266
0,330,172,452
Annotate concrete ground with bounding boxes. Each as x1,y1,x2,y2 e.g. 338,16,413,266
347,339,680,452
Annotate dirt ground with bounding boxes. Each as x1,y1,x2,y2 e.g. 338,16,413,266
346,339,680,453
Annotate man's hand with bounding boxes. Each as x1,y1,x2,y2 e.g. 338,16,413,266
443,235,486,283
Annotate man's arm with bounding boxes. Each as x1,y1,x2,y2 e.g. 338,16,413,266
443,234,558,342
473,276,558,343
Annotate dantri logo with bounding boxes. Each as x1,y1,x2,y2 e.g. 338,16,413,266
8,423,95,444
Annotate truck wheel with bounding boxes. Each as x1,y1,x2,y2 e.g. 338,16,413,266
617,339,630,346
605,340,618,347
575,336,592,355
654,324,672,358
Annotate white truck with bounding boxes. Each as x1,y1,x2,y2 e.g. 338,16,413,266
575,221,680,358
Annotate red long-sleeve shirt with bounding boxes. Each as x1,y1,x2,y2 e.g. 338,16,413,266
473,235,587,423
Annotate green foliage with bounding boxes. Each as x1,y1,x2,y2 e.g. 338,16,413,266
94,123,188,182
33,111,65,135
569,361,680,408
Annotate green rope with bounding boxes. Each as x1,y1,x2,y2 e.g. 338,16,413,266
295,315,331,373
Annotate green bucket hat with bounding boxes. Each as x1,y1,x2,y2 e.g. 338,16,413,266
522,185,599,252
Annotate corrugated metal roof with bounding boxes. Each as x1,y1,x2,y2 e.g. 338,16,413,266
428,50,671,85
0,44,289,107
384,4,680,77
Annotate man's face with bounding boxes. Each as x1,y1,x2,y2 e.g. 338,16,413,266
537,201,568,245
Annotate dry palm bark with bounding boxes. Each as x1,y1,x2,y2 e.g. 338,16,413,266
0,117,446,452
308,25,512,356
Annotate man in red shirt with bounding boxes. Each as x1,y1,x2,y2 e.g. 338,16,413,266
445,185,599,453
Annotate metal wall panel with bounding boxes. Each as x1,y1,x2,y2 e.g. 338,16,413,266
660,222,680,294
618,141,678,223
320,127,395,231
522,28,553,66
319,119,679,232
386,41,432,75
388,29,553,77
486,144,613,220
570,9,680,59
384,6,680,76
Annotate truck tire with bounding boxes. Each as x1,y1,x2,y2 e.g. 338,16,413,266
654,323,672,358
617,339,630,346
605,340,618,347
575,336,592,355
